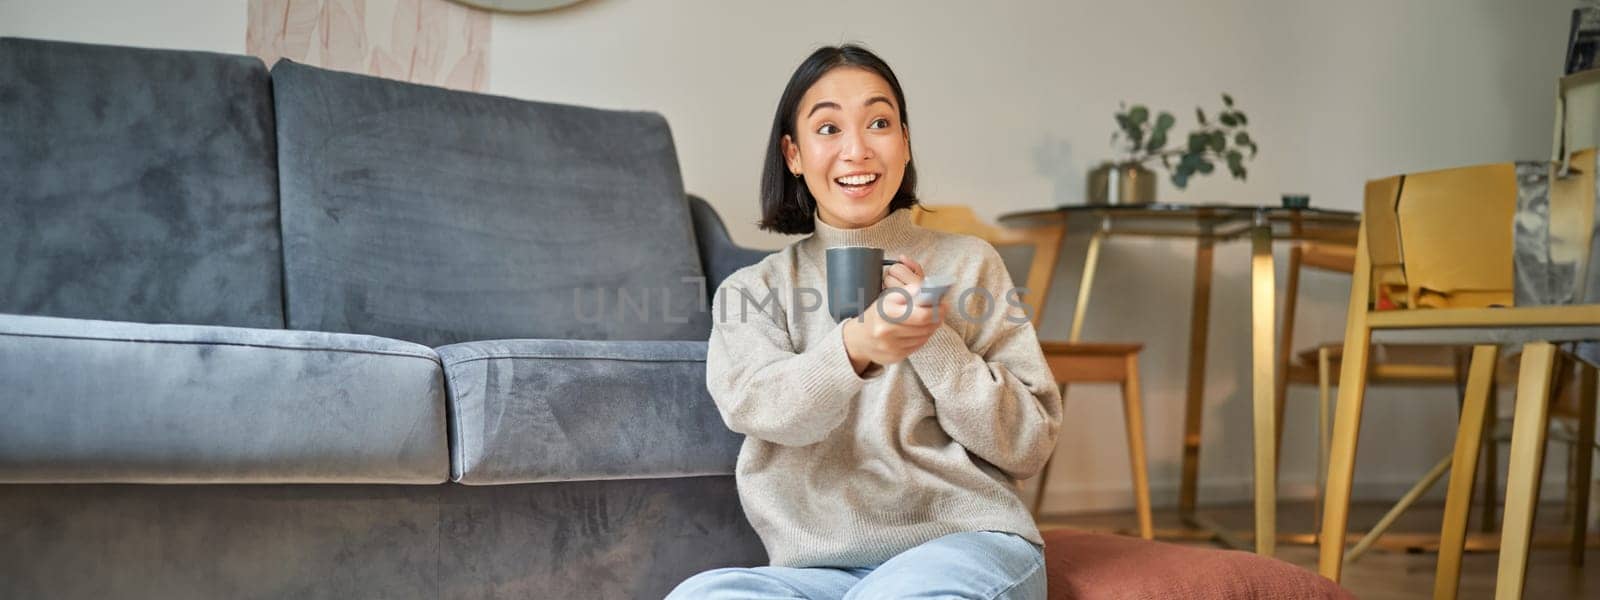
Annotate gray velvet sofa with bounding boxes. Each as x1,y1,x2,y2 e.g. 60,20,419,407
0,37,770,599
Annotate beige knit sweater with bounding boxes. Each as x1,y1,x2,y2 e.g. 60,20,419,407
705,208,1063,568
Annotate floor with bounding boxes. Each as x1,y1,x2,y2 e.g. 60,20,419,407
1037,500,1597,599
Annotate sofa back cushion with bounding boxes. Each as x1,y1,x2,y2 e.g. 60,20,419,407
271,61,710,347
0,38,285,328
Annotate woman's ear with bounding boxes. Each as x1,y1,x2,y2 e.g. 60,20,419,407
782,134,802,174
902,123,912,163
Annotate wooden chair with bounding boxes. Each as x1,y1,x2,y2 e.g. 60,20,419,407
1282,244,1599,562
1275,239,1472,543
912,205,1154,539
1316,157,1600,599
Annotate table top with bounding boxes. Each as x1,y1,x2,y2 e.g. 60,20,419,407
998,203,1360,242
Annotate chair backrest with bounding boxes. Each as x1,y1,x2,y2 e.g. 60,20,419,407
1360,152,1599,310
910,205,1065,328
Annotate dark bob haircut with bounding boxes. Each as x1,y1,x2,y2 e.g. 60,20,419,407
758,44,919,234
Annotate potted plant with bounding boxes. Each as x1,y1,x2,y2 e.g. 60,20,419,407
1088,93,1259,205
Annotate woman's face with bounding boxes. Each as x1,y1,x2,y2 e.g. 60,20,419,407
783,67,910,229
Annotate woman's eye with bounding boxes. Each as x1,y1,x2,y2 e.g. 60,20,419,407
817,124,839,135
868,118,890,129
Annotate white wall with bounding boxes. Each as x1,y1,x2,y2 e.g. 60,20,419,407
0,0,244,53
2,0,1582,514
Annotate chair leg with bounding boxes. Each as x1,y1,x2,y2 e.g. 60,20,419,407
1572,362,1596,566
1433,344,1499,600
1317,223,1372,582
1494,342,1558,600
1481,383,1499,534
1569,421,1579,527
1316,345,1332,532
1121,354,1154,540
1032,383,1066,519
1318,327,1370,581
1560,356,1578,527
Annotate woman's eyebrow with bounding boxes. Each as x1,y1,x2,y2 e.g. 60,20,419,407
806,101,841,119
805,96,895,119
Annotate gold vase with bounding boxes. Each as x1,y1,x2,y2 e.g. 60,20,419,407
1087,162,1157,205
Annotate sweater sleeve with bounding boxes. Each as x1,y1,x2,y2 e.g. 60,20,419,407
907,246,1063,480
705,273,867,447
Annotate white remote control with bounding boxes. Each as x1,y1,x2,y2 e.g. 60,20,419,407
913,275,955,306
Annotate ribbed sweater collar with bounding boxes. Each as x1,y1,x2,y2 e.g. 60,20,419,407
808,208,918,249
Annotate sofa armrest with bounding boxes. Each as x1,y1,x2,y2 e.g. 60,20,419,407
688,194,771,303
0,313,448,483
438,338,741,485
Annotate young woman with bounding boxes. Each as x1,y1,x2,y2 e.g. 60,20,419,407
667,45,1061,600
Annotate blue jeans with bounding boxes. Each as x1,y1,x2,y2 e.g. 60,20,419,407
665,531,1046,599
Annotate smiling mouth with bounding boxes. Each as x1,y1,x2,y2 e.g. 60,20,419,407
834,173,880,190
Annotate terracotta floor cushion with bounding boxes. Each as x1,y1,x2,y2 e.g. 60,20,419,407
1042,529,1355,599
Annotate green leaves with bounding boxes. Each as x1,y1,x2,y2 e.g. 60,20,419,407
1113,92,1255,189
1235,131,1258,157
1171,152,1206,189
1128,105,1148,125
1146,111,1175,153
1226,149,1246,179
1114,104,1156,154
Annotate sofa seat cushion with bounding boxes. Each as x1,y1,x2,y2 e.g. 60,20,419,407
438,339,740,484
0,313,448,483
1042,529,1353,599
272,60,711,347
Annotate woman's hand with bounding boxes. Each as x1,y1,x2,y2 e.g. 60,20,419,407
883,254,924,290
842,256,945,374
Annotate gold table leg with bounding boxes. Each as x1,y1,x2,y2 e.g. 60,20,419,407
1067,231,1104,344
1178,235,1215,522
1250,224,1277,556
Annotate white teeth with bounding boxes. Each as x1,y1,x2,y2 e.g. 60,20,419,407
835,174,878,186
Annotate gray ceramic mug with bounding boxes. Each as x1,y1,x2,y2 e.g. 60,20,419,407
826,246,902,321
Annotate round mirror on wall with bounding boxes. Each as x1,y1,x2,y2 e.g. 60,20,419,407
447,0,590,12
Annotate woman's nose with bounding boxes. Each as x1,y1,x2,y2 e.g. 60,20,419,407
840,129,874,161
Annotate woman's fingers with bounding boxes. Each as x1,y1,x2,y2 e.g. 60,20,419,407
885,256,924,289
873,309,942,337
897,255,925,278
